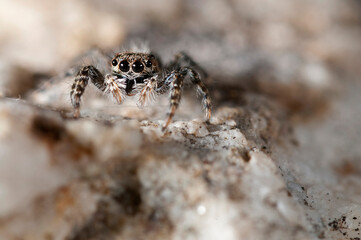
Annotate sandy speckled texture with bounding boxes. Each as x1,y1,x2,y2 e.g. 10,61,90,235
0,0,361,239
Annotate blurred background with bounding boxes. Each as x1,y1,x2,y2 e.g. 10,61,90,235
1,0,361,239
1,0,360,95
0,0,360,121
0,0,360,120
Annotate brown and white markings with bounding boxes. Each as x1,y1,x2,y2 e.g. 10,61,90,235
70,51,212,130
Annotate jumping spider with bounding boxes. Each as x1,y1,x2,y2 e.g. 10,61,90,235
70,51,211,130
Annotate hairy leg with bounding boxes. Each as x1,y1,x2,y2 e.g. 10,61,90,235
182,67,212,120
166,53,211,119
104,74,126,104
137,77,158,107
70,65,106,117
161,56,212,130
162,72,184,130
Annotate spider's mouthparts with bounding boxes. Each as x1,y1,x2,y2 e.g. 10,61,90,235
125,79,136,94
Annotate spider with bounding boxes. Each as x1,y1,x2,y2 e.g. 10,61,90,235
70,50,211,130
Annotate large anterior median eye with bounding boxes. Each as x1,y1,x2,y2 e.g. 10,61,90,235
119,60,130,72
132,60,144,73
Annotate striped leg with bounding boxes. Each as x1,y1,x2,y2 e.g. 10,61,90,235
70,66,105,117
137,77,157,107
183,67,212,120
162,72,184,131
166,52,211,121
104,74,126,104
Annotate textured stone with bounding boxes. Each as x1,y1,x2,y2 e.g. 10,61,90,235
0,0,361,239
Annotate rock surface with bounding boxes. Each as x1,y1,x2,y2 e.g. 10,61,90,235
0,0,361,240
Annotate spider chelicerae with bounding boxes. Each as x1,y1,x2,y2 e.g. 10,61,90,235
70,50,211,130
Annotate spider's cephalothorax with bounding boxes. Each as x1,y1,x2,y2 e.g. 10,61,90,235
70,51,211,130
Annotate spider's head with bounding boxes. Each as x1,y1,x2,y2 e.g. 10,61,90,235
111,52,161,78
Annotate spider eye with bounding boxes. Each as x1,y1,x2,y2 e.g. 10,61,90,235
119,60,130,72
132,60,144,73
112,59,118,66
145,60,152,68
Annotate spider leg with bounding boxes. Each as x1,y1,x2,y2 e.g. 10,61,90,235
70,76,88,117
162,72,184,131
104,74,126,104
137,76,158,107
183,67,212,120
71,65,125,117
70,66,104,117
167,51,208,78
161,66,211,130
165,52,211,120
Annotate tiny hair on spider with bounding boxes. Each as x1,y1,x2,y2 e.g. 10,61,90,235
70,50,211,130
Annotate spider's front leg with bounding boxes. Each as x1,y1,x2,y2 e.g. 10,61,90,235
70,66,105,117
137,76,158,107
70,66,125,117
